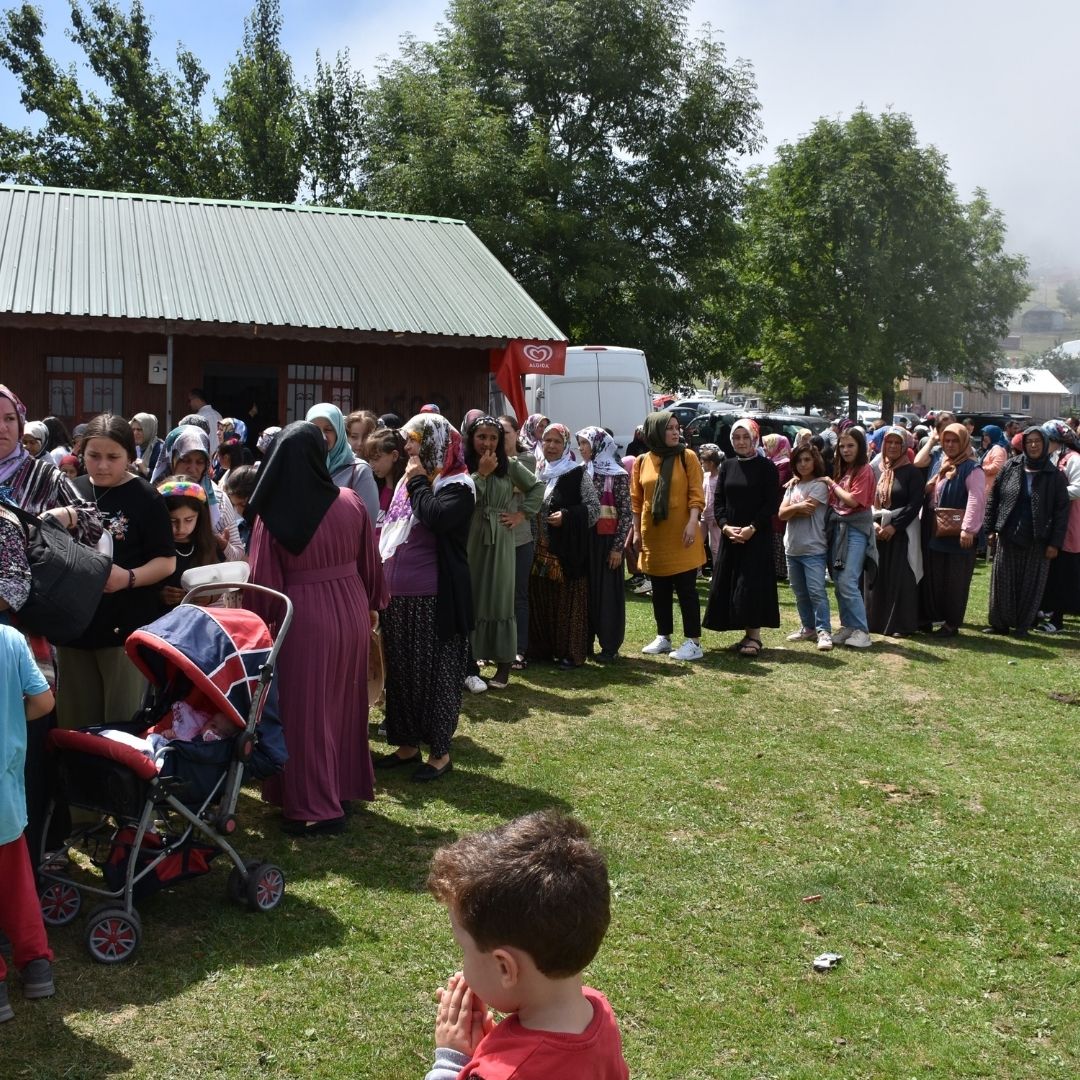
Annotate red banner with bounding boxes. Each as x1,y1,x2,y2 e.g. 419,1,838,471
489,340,567,420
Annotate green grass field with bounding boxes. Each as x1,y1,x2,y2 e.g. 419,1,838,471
7,565,1080,1079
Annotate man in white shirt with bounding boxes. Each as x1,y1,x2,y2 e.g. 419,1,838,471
188,388,223,453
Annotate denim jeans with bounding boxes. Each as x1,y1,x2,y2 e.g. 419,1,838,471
787,552,831,633
831,526,869,632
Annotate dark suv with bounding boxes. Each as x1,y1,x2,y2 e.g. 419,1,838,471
684,411,829,455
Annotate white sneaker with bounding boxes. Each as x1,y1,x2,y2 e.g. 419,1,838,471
671,640,704,661
633,579,653,595
641,635,672,655
786,627,816,642
831,626,853,644
816,630,833,651
844,630,872,649
464,675,488,693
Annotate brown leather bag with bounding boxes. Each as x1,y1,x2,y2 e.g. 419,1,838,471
932,506,965,538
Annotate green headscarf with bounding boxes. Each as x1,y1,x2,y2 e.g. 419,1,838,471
306,402,355,476
643,410,685,524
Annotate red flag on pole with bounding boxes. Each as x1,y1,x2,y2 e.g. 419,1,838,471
489,340,567,421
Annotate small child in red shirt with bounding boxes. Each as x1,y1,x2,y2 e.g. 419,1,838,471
423,811,629,1080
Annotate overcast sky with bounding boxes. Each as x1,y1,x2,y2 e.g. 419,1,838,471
1,0,1075,277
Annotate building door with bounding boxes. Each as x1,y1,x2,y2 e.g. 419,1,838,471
202,362,280,448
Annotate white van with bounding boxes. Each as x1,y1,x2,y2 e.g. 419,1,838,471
522,346,652,454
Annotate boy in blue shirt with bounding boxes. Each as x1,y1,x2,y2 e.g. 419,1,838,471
0,622,56,1022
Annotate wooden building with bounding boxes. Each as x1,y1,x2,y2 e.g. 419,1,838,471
0,185,565,434
902,368,1069,420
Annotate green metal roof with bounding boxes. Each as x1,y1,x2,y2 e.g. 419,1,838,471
0,184,565,343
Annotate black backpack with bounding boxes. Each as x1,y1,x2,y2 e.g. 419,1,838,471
1,501,112,643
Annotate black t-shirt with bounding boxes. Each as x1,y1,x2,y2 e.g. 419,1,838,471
71,475,175,648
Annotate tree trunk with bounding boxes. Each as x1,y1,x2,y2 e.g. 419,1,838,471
880,386,895,423
848,375,859,421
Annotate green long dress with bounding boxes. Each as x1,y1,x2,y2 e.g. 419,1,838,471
468,459,544,663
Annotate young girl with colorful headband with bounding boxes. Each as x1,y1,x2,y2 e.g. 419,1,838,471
157,477,221,609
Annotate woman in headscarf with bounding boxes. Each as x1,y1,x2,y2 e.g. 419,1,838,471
20,421,50,461
0,385,101,867
129,412,164,479
864,428,923,637
42,416,72,467
920,423,987,637
521,413,550,463
983,426,1069,637
978,424,1009,485
465,416,543,687
632,411,705,660
703,418,781,657
305,402,380,525
376,414,475,780
168,426,245,562
247,422,388,833
498,415,539,669
527,423,599,668
762,434,792,582
1035,421,1080,634
577,426,632,662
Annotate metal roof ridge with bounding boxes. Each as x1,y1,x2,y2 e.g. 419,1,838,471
0,183,466,226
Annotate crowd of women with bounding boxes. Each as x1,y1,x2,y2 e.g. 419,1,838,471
1,380,1077,843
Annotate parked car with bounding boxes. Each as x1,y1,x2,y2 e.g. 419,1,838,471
944,411,1033,435
668,398,721,429
684,411,829,456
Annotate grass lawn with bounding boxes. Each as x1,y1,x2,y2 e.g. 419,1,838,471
7,563,1080,1079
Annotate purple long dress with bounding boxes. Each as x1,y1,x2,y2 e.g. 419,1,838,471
248,488,388,822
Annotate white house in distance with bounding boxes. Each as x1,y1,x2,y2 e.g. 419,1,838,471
903,367,1070,419
1056,340,1080,410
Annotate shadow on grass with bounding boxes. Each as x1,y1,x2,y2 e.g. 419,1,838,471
8,1018,133,1079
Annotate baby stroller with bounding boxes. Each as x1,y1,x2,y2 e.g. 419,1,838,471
37,582,292,963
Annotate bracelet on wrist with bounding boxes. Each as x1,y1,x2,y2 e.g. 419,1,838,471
127,569,136,590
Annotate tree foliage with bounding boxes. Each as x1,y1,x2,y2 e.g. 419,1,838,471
360,0,761,382
0,0,224,194
737,110,1029,417
1056,279,1080,318
216,0,302,202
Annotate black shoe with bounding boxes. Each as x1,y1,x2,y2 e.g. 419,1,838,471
373,749,422,769
411,760,452,783
596,651,618,663
981,626,1008,635
281,816,347,836
933,625,958,638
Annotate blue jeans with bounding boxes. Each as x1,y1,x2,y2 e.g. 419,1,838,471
831,526,869,632
787,553,831,633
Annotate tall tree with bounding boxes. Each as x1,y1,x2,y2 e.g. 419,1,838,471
216,0,302,203
300,50,366,206
737,110,1029,418
362,0,760,383
1057,279,1080,318
0,0,224,195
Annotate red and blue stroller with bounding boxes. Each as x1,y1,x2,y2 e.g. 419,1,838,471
37,583,292,963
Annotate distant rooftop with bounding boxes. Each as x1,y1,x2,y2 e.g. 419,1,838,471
994,367,1069,394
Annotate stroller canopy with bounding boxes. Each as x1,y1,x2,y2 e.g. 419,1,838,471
126,606,274,730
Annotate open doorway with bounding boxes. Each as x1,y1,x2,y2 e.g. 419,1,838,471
201,362,280,449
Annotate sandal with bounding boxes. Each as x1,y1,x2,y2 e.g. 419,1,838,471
737,637,762,657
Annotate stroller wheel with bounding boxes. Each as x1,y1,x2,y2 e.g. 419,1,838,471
40,882,82,927
226,861,260,906
246,862,286,912
85,905,142,964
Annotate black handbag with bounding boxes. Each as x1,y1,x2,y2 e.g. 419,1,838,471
1,501,112,643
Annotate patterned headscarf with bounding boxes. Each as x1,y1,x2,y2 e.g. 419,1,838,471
23,421,49,456
380,414,473,562
536,422,578,495
256,426,281,455
305,403,356,476
762,433,791,466
168,425,221,525
0,385,30,485
522,413,550,455
576,426,625,477
730,418,761,458
1042,419,1080,453
402,413,468,480
225,418,248,443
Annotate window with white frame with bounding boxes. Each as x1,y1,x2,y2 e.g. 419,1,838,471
1020,394,1031,411
952,391,964,410
1000,393,1011,409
